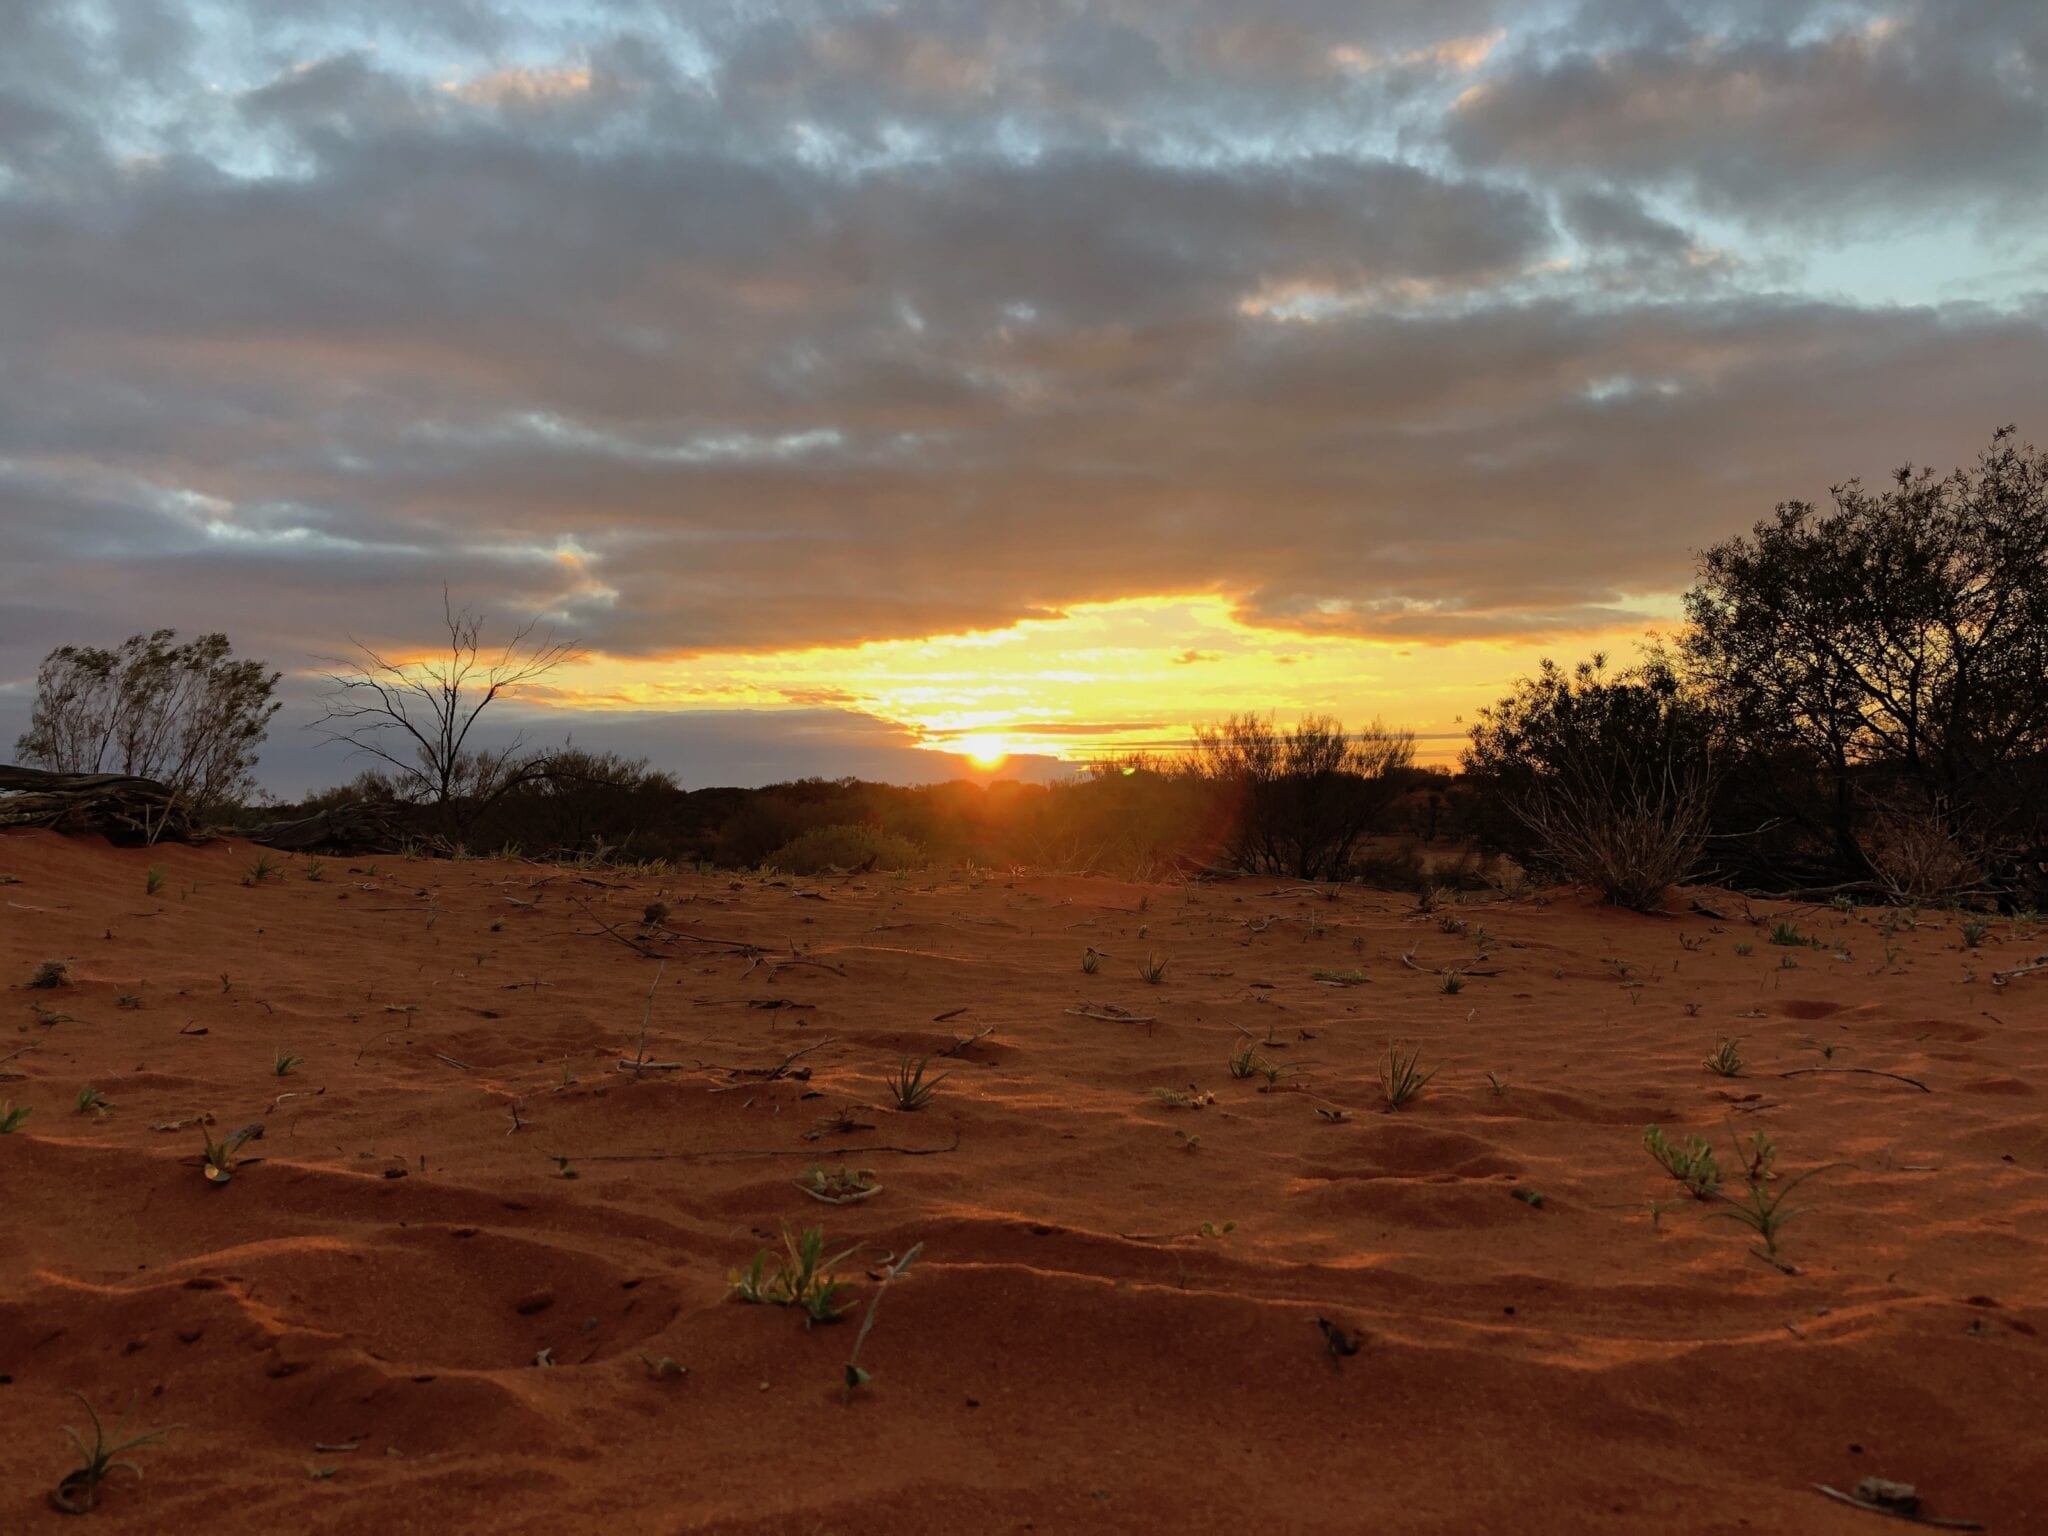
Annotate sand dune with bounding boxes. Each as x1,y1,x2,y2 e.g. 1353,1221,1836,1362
2,828,2043,1532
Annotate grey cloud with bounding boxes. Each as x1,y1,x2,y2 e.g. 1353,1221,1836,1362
2,0,2046,783
1447,2,2048,226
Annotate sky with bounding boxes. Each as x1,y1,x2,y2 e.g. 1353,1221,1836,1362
2,0,2045,794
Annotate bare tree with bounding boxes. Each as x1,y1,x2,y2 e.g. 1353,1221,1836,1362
15,630,280,822
313,591,578,827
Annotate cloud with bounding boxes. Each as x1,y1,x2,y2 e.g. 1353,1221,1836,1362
1,0,2045,790
1446,2,2048,227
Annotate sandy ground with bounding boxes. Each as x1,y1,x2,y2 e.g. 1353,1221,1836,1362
1,827,2043,1533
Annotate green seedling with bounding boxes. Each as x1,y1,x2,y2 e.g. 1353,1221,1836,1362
843,1241,922,1401
1256,1056,1314,1088
1714,1129,1830,1261
1960,918,1988,948
1379,1043,1436,1111
1732,942,1753,957
116,992,142,1010
244,853,277,886
145,866,166,896
1,1102,30,1133
889,1055,950,1111
1197,1220,1236,1239
1440,969,1466,995
304,858,325,882
729,1222,859,1326
1768,921,1807,947
201,1122,261,1184
273,1050,302,1077
556,1156,578,1179
1226,1044,1260,1080
1139,952,1168,984
1511,1187,1545,1209
1703,1037,1745,1077
75,1086,109,1116
1643,1125,1722,1199
50,1391,178,1514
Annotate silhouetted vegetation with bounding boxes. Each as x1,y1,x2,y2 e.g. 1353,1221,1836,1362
312,589,578,836
15,630,279,821
1468,427,2048,907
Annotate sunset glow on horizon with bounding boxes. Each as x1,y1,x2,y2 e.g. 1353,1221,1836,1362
503,592,1674,773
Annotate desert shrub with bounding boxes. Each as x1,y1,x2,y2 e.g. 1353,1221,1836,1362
1466,656,1713,910
1190,713,1414,880
16,630,279,820
767,823,923,874
1683,427,2048,902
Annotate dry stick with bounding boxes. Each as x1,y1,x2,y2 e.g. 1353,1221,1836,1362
1064,1005,1157,1024
704,1039,834,1087
1777,1066,1931,1092
1811,1485,1982,1531
548,1131,960,1163
570,897,665,958
647,921,763,953
1991,954,2047,983
941,1026,994,1058
624,961,668,1076
1399,951,1503,977
432,1052,472,1071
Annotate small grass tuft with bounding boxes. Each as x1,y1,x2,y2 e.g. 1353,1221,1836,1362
888,1054,950,1111
1081,946,1101,974
29,960,69,990
273,1050,303,1077
729,1222,859,1326
1703,1037,1746,1077
75,1086,109,1116
1,1102,30,1133
1139,952,1168,984
1768,920,1808,947
51,1391,178,1514
1379,1043,1436,1111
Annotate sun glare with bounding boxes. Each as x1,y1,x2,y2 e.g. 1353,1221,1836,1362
956,734,1010,770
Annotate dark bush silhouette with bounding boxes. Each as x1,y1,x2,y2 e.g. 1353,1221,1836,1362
16,630,279,823
1190,713,1414,879
1684,426,2048,900
1465,656,1713,909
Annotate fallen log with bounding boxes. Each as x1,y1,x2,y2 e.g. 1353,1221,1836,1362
0,765,201,845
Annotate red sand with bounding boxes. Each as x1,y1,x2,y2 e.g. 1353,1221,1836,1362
1,827,2043,1533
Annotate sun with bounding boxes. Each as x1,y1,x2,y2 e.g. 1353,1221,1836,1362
955,733,1011,770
